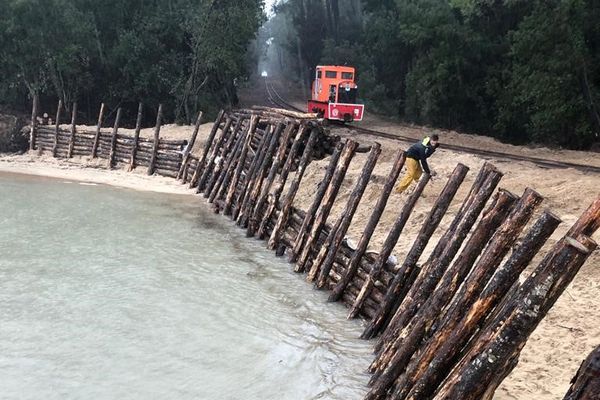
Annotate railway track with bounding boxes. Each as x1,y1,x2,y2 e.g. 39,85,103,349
264,78,305,113
264,79,600,175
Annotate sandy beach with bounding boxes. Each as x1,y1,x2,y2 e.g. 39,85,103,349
1,120,599,400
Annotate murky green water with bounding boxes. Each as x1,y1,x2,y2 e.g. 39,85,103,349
0,172,371,400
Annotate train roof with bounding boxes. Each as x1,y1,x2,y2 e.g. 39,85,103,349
315,65,355,71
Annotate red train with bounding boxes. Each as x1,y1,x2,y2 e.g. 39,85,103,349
307,65,365,122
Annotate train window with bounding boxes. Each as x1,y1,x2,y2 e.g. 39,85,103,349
317,70,322,78
325,71,337,78
341,72,353,80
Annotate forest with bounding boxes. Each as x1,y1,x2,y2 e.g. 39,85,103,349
265,0,600,149
0,0,265,124
1,0,599,148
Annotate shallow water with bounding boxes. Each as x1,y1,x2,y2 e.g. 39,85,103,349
0,173,372,400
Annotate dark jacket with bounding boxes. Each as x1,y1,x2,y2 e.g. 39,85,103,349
406,137,437,174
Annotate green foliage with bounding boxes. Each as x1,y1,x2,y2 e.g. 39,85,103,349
268,0,600,149
0,0,265,123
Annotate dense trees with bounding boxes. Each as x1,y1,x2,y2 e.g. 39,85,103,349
2,0,599,148
0,0,264,124
267,0,600,149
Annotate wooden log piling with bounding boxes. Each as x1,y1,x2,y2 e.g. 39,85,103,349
128,102,143,171
268,128,320,250
224,115,259,215
247,123,297,237
397,210,562,400
257,125,309,240
238,123,285,228
233,123,274,221
365,190,519,399
330,149,406,302
367,165,503,343
29,94,38,151
52,100,63,157
563,345,600,400
205,117,245,198
312,143,382,287
177,111,203,180
348,172,430,318
67,102,77,158
189,110,225,188
91,103,106,158
208,118,248,202
107,107,122,169
295,139,358,273
290,142,344,263
432,234,598,400
147,104,163,175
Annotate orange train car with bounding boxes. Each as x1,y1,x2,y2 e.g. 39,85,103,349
307,65,365,122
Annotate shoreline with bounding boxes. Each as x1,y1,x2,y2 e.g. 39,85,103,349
0,153,196,195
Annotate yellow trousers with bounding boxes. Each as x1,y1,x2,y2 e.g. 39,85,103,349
396,158,422,193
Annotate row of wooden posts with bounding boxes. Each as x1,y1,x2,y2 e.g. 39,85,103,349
27,97,600,399
29,97,190,177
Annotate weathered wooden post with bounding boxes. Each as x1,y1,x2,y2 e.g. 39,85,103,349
329,149,406,302
289,143,343,263
52,100,63,157
295,139,358,273
433,235,598,400
311,143,382,287
147,104,163,175
205,117,245,198
567,196,600,237
361,163,498,339
563,345,600,400
238,123,285,227
127,102,143,171
107,107,122,169
365,190,519,399
268,128,320,250
208,120,248,203
233,124,274,220
347,163,468,320
67,102,77,158
29,94,38,151
397,210,562,400
384,188,543,394
247,123,297,237
204,116,240,195
188,110,225,188
177,111,203,180
257,124,309,240
347,172,430,317
91,103,105,158
374,169,505,349
224,115,259,215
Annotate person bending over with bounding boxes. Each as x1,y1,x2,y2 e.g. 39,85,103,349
396,134,439,194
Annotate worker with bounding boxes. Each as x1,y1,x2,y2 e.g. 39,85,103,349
396,134,439,194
